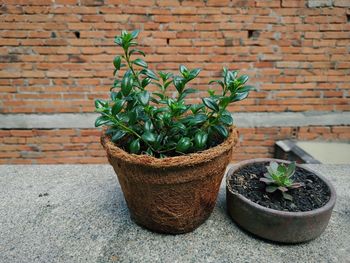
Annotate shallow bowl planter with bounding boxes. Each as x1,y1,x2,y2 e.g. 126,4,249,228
102,127,238,234
226,158,336,243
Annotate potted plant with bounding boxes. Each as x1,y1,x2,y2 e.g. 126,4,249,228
226,158,336,243
94,30,255,234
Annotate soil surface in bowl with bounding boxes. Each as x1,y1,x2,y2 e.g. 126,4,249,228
228,162,331,212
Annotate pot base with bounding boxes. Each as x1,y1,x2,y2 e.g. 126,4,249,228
130,211,211,235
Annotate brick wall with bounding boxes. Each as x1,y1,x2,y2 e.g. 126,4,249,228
1,126,349,164
0,0,349,164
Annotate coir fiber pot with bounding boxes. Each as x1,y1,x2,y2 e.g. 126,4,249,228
101,127,238,234
226,158,336,243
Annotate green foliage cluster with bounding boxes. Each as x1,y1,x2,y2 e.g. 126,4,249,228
94,30,255,158
260,161,304,201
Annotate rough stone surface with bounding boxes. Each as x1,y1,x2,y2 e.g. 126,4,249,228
333,0,350,7
0,164,349,263
307,0,333,8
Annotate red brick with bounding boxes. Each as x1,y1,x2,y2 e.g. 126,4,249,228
0,152,21,158
332,126,350,133
10,130,34,137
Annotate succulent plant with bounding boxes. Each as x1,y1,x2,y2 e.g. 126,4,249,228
94,30,255,158
260,161,304,201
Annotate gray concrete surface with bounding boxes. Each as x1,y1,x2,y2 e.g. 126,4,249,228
1,111,350,128
296,141,350,164
0,164,349,263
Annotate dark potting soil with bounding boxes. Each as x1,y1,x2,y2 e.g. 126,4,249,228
228,162,331,212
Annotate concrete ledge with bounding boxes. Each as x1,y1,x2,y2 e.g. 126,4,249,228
1,111,350,129
0,164,349,262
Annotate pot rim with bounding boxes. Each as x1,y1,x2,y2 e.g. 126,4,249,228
101,126,238,169
226,158,337,217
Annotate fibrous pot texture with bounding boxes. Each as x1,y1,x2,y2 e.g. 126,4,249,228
102,127,239,234
226,158,336,243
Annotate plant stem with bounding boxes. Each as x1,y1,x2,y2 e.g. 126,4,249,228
124,49,143,90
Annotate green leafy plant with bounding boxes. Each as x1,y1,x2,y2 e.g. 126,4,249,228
260,161,304,201
94,29,255,158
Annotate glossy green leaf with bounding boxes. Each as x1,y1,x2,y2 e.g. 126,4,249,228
161,112,171,123
190,104,204,113
129,138,140,154
128,110,137,124
179,65,188,76
158,71,172,82
121,75,134,96
144,119,154,131
176,137,191,153
183,88,197,95
173,76,185,93
213,125,228,138
153,92,165,100
219,97,231,108
172,121,186,131
110,92,118,101
224,70,233,86
238,85,255,93
186,113,207,125
202,97,219,112
114,36,122,45
138,90,150,105
189,68,201,79
230,92,249,102
133,58,147,68
130,29,140,39
121,30,128,37
111,130,126,142
94,99,106,109
237,75,249,84
141,69,159,80
112,99,125,115
219,114,233,125
94,116,109,127
142,131,156,143
222,67,228,78
105,128,117,135
113,56,121,70
194,131,208,150
208,89,216,96
129,49,145,57
141,77,151,88
112,79,121,88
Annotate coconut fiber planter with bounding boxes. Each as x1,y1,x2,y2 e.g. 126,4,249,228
102,127,238,234
226,158,336,243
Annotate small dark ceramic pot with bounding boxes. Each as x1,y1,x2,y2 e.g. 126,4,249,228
226,158,336,243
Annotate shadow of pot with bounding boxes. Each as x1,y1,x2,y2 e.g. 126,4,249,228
226,158,336,243
101,127,238,234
